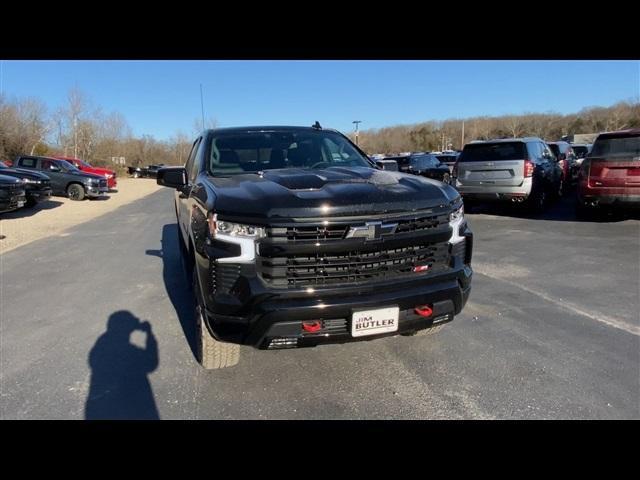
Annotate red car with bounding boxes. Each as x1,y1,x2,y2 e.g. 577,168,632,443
53,156,117,190
576,128,640,217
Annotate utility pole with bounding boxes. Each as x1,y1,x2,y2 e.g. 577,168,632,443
352,120,362,145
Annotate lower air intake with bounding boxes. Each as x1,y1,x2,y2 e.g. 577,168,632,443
267,337,299,349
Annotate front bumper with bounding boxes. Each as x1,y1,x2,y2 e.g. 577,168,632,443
0,190,26,212
200,225,473,349
26,187,52,203
85,185,109,197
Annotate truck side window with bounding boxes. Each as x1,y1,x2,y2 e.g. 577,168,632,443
18,157,37,168
184,138,201,183
188,138,203,182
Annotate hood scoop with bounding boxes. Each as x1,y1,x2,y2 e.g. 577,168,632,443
261,167,396,191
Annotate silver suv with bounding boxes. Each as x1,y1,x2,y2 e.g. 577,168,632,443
454,137,563,211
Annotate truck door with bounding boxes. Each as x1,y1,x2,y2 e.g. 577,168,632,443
178,137,202,243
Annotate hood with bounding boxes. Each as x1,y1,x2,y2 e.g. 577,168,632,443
0,173,25,186
210,167,460,221
82,165,115,176
72,170,105,181
0,167,50,181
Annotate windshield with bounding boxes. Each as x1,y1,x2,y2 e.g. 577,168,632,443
207,130,372,176
436,154,458,163
572,145,589,158
57,160,80,172
547,144,560,156
590,134,640,158
77,160,92,168
459,142,527,162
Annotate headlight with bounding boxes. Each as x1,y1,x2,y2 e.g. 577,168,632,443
208,213,264,238
449,203,465,244
449,204,464,223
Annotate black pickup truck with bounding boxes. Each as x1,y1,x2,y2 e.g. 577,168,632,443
0,174,27,213
157,125,473,369
0,161,52,207
127,164,164,178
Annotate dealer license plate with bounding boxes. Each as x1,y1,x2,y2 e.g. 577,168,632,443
351,306,399,337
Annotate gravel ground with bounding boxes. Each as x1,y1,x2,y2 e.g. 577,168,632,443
0,178,162,255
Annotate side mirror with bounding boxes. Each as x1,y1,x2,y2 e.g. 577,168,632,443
157,167,187,189
376,160,399,172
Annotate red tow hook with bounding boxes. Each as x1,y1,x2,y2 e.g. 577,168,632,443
414,305,433,317
302,320,322,333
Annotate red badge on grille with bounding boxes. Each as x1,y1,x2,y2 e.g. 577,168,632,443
413,265,430,272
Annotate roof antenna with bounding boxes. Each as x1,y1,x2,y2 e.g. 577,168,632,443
312,121,322,130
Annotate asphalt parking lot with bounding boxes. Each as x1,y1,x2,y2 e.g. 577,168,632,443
1,187,638,419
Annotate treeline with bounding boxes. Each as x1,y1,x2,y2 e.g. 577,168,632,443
0,88,213,172
354,99,640,154
2,88,638,166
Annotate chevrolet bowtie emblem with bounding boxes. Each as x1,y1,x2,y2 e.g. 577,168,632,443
345,221,398,241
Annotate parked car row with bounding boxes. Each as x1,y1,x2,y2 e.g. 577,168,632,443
369,129,639,218
0,155,116,214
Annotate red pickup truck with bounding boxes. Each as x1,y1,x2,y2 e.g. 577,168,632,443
53,156,117,190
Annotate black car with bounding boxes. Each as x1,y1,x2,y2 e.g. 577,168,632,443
434,152,460,175
383,153,452,184
0,161,52,207
547,141,579,186
0,174,27,213
127,164,165,178
156,125,473,369
14,156,108,201
570,143,592,166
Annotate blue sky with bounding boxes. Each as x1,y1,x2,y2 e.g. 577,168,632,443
1,60,638,140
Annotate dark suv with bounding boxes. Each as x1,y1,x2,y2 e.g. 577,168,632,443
0,160,52,207
14,156,108,200
157,126,473,369
382,153,451,184
547,141,579,187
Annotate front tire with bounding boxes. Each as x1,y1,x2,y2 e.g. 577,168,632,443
193,270,240,369
67,184,85,201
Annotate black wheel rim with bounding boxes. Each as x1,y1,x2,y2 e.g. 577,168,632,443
69,187,79,200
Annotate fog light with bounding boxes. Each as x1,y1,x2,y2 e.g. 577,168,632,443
414,305,433,317
302,320,322,333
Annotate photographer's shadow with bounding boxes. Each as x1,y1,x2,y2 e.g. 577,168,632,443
85,311,160,420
